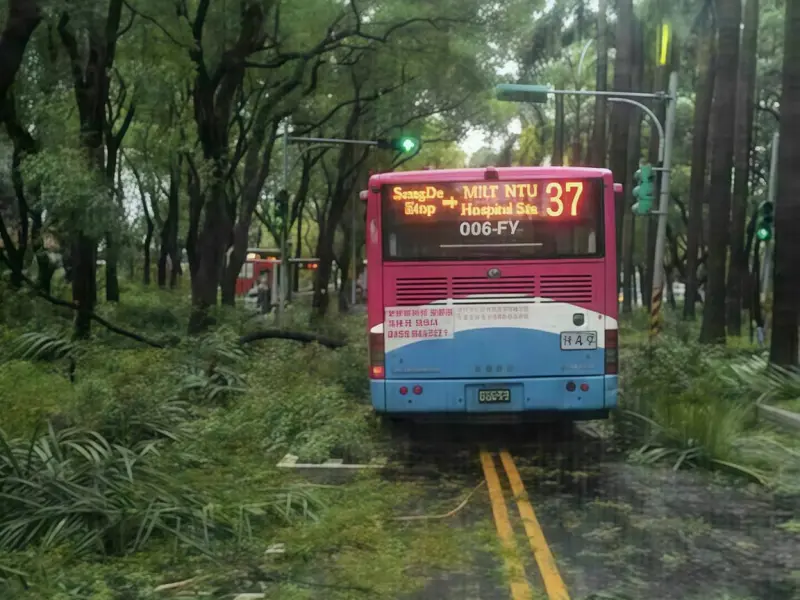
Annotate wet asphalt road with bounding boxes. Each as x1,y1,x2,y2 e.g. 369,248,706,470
377,421,800,600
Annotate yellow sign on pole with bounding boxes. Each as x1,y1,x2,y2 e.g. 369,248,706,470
658,23,670,66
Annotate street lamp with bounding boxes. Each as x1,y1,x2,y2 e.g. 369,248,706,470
495,83,551,104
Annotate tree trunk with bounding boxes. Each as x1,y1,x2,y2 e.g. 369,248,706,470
553,95,565,166
589,0,608,167
609,0,633,285
219,115,280,307
700,0,742,344
58,0,124,338
311,96,369,321
188,182,230,334
0,0,42,106
621,16,643,314
684,21,716,319
338,223,352,313
725,0,759,335
769,0,800,366
71,233,96,339
105,232,120,302
666,268,676,309
30,209,54,295
143,217,153,285
159,159,181,288
312,229,335,320
293,212,302,292
642,63,665,309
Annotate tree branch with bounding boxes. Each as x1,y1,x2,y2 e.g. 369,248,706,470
122,0,190,48
239,329,345,348
755,103,780,123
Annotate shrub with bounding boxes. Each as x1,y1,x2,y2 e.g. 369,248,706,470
616,335,771,482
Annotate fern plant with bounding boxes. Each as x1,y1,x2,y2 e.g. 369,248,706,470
0,424,323,557
728,354,800,407
174,329,248,405
12,331,80,362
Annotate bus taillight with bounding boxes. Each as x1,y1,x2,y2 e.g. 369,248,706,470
369,332,385,379
605,329,618,374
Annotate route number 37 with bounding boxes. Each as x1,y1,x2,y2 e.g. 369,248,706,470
545,181,583,217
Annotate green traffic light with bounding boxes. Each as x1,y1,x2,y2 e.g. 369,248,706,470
399,137,418,153
632,164,654,214
756,227,772,241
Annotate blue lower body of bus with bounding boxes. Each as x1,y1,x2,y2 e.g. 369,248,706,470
370,375,617,421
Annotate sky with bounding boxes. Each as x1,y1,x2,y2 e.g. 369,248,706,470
458,0,600,160
458,59,520,158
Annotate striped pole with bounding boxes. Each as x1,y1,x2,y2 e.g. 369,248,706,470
649,285,663,339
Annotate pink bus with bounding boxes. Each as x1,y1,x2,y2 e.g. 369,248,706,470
364,166,619,423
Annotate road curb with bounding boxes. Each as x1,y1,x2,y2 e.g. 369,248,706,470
757,404,800,432
276,453,388,469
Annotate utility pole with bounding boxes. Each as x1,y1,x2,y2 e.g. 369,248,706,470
278,122,290,325
350,193,357,306
648,71,679,340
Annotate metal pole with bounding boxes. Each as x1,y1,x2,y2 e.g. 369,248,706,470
649,71,678,340
287,136,379,146
607,97,665,162
278,122,289,325
350,193,357,305
547,88,665,100
761,131,779,297
270,260,279,312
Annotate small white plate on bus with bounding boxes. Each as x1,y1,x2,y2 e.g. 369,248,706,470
560,331,598,350
478,389,511,403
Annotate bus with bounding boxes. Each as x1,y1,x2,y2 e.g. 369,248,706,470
364,166,619,422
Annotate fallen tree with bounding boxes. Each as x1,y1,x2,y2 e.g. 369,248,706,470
0,263,347,350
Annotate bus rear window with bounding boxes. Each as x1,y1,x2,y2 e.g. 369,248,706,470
381,178,605,261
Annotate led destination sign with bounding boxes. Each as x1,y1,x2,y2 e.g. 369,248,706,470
389,180,591,219
381,177,604,261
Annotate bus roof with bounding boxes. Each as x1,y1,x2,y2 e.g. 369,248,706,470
368,166,613,187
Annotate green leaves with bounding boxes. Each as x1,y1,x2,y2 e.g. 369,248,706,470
20,148,112,238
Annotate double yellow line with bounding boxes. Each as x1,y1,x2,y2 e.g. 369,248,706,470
479,450,570,600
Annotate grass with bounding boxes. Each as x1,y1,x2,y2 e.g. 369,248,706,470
616,307,800,490
0,279,471,599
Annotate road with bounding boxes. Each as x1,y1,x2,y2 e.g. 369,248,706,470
379,422,800,600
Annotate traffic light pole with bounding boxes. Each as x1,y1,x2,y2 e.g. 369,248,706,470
648,71,679,340
279,124,290,325
495,80,676,337
278,127,417,324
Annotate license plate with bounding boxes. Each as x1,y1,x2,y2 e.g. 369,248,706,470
478,389,511,403
560,331,598,350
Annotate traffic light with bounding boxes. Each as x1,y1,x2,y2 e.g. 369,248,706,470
632,164,655,215
301,260,319,270
378,135,421,154
756,201,774,241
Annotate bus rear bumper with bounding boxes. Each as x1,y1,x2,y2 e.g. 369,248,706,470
370,375,617,416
